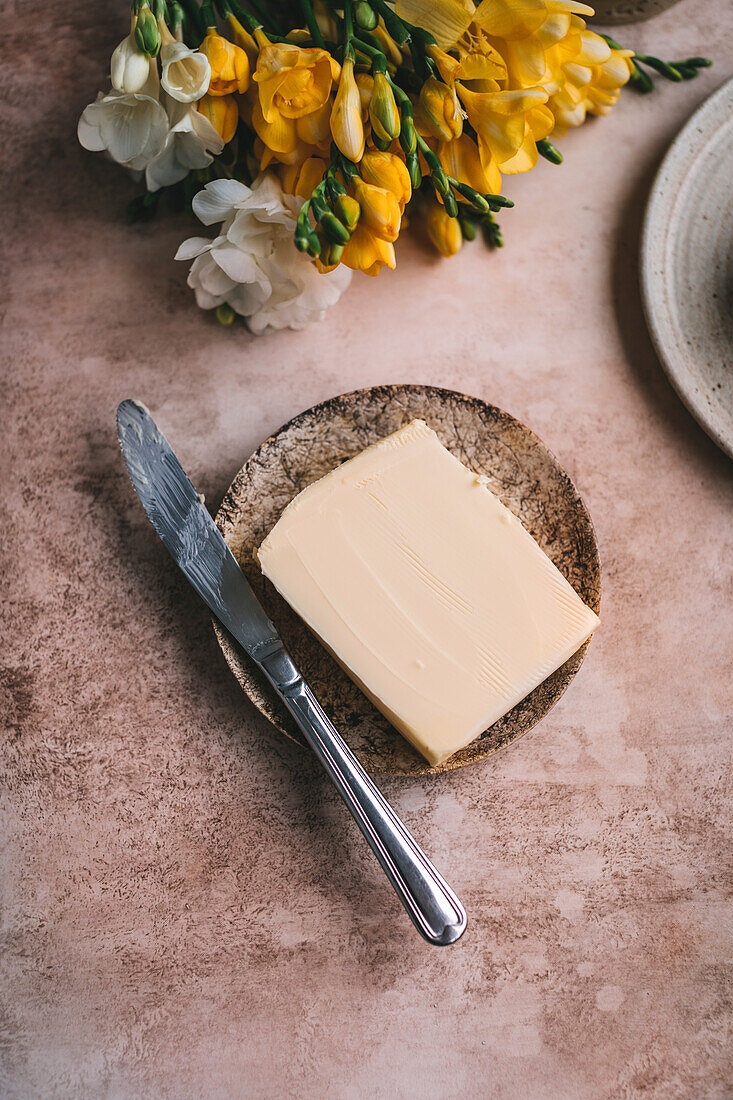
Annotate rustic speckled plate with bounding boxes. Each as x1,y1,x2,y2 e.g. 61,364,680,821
214,385,601,776
641,77,733,460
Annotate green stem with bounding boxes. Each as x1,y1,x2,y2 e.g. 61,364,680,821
369,0,409,44
343,0,354,59
299,0,325,48
200,0,215,28
179,0,205,41
352,34,388,71
634,53,683,81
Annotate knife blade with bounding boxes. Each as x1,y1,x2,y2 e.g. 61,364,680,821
116,399,467,946
116,399,279,658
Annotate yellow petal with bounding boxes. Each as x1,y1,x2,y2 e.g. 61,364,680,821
296,100,332,145
395,0,474,49
252,98,298,153
494,128,537,173
503,36,547,85
546,0,595,14
474,0,547,39
295,156,328,197
454,46,508,82
576,30,612,65
341,225,396,275
360,150,412,207
535,12,571,47
438,133,501,194
459,83,547,117
426,201,463,256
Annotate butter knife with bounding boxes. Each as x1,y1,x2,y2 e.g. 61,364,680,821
116,400,467,946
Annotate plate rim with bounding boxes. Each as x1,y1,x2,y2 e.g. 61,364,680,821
640,76,733,460
214,383,602,776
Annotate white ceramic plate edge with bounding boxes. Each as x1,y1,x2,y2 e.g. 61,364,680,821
640,76,733,460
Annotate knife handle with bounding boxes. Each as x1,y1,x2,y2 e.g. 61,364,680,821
257,644,467,946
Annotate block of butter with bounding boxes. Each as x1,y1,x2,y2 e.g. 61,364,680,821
256,420,598,766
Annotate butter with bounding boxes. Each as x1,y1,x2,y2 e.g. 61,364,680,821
257,420,598,766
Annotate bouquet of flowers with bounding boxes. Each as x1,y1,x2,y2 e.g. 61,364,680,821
78,0,709,333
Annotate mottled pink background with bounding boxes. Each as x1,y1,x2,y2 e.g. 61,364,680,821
1,0,732,1096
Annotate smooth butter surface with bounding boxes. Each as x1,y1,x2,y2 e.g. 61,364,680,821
257,420,598,766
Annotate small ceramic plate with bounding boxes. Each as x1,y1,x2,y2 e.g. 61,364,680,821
641,78,733,459
214,386,601,776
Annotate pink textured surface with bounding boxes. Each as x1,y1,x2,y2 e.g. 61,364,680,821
2,1,732,1095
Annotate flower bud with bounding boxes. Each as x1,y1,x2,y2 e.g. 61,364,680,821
201,29,250,95
111,27,151,93
335,193,361,232
369,71,400,145
320,211,351,245
406,152,421,189
417,78,463,142
135,5,161,57
216,303,236,326
354,1,378,31
330,57,365,162
426,202,462,257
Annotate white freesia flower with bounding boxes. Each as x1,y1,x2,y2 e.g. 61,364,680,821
175,176,352,334
160,24,211,103
145,97,224,191
77,59,168,170
110,22,150,93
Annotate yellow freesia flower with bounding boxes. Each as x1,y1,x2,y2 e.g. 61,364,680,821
331,57,365,161
550,44,633,131
426,201,463,256
200,30,250,95
251,42,338,160
197,92,238,143
415,78,463,142
457,82,548,168
351,178,402,242
359,150,412,210
341,224,396,276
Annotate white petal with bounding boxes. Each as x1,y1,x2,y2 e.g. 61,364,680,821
194,253,238,297
194,286,225,310
189,107,225,155
211,241,260,285
192,179,252,225
161,43,211,103
175,236,215,261
77,98,107,151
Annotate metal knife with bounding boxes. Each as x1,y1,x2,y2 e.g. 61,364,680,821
116,399,467,946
